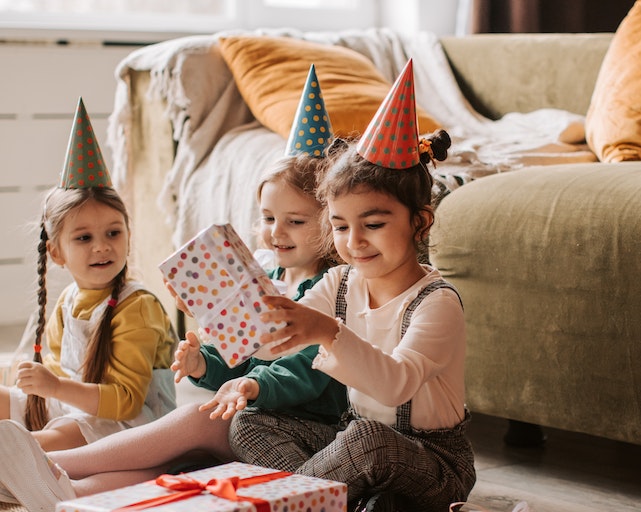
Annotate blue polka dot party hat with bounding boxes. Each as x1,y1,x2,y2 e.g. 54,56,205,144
59,97,112,189
285,64,333,157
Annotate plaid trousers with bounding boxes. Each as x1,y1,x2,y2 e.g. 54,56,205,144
230,409,476,511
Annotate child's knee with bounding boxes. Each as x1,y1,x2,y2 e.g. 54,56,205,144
341,419,398,461
343,418,391,440
229,409,270,446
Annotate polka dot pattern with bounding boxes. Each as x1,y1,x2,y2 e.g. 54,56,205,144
285,63,333,158
159,224,280,368
356,59,421,169
59,97,112,189
56,461,348,512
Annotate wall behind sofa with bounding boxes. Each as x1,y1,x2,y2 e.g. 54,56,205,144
0,42,138,325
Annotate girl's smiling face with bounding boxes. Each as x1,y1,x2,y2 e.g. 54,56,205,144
47,199,129,290
328,186,424,289
259,181,323,276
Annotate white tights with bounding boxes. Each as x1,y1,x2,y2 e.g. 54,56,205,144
48,402,236,497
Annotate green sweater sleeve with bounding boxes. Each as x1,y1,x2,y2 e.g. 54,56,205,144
247,345,327,408
190,344,261,390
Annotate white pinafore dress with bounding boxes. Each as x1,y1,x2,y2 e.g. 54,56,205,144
10,281,176,443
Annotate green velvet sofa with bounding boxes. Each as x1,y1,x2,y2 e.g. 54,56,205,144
431,34,641,446
111,31,640,446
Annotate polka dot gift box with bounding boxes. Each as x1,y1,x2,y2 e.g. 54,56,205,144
158,223,282,368
56,461,348,512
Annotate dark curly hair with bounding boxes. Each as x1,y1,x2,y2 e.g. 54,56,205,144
316,129,451,256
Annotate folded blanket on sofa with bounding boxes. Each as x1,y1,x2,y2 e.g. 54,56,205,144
108,28,596,250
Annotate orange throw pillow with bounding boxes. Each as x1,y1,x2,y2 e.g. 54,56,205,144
218,35,440,140
586,1,641,162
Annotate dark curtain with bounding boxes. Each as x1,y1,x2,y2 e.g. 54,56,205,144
471,0,635,33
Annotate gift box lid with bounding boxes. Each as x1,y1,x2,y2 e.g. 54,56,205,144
56,461,348,512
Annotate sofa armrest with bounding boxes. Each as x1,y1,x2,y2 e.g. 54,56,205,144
124,69,178,319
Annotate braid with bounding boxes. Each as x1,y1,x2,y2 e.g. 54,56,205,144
83,265,127,383
34,224,48,350
24,222,50,431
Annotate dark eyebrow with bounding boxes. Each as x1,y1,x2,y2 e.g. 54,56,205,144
330,208,392,221
359,208,392,218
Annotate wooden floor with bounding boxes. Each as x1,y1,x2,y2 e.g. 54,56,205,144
464,413,641,512
2,323,641,512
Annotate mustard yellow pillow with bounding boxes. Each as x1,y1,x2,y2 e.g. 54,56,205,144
586,2,641,162
218,35,440,139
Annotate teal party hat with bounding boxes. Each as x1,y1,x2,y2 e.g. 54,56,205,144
60,97,112,189
285,64,333,157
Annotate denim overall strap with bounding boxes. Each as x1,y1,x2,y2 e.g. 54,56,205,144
395,279,462,434
334,265,351,323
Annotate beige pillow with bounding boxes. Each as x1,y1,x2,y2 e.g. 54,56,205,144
218,35,441,139
586,1,641,162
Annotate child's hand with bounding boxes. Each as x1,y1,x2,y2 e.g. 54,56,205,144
198,377,259,420
163,279,193,318
15,361,60,398
259,295,340,355
171,331,206,382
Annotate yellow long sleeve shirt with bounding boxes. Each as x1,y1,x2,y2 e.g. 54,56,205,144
43,284,175,421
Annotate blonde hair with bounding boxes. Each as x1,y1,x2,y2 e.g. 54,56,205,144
257,154,341,272
25,187,130,431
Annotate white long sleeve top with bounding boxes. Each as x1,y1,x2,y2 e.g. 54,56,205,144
299,264,467,430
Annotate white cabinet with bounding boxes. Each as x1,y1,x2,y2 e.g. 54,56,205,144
0,41,136,326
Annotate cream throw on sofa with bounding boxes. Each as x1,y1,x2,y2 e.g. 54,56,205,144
108,28,595,251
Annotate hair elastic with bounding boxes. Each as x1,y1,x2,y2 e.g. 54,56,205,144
33,344,42,353
418,138,437,170
418,138,435,159
108,298,118,308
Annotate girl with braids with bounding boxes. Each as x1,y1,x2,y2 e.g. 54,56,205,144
230,61,476,511
0,98,177,453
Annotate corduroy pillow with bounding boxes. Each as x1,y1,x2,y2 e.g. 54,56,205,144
217,35,441,140
586,1,641,162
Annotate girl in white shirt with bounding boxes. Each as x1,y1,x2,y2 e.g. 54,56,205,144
230,60,476,512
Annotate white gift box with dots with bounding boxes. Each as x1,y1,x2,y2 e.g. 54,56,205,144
56,461,348,512
159,223,282,368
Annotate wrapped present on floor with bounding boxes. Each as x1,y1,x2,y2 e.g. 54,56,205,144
56,461,348,512
159,223,283,367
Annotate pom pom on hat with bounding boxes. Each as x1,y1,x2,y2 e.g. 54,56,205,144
59,97,112,189
356,59,421,169
285,64,333,157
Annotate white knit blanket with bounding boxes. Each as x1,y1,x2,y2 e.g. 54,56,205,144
108,28,596,250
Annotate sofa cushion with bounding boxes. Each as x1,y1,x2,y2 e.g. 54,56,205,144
218,35,441,140
586,1,641,162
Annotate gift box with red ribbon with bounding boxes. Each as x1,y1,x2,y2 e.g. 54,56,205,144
56,461,348,512
159,223,283,368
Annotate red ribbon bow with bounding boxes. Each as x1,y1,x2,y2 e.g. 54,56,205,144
113,470,292,512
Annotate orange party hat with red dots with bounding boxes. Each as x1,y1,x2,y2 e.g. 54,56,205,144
59,97,112,189
356,59,420,169
285,64,333,158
